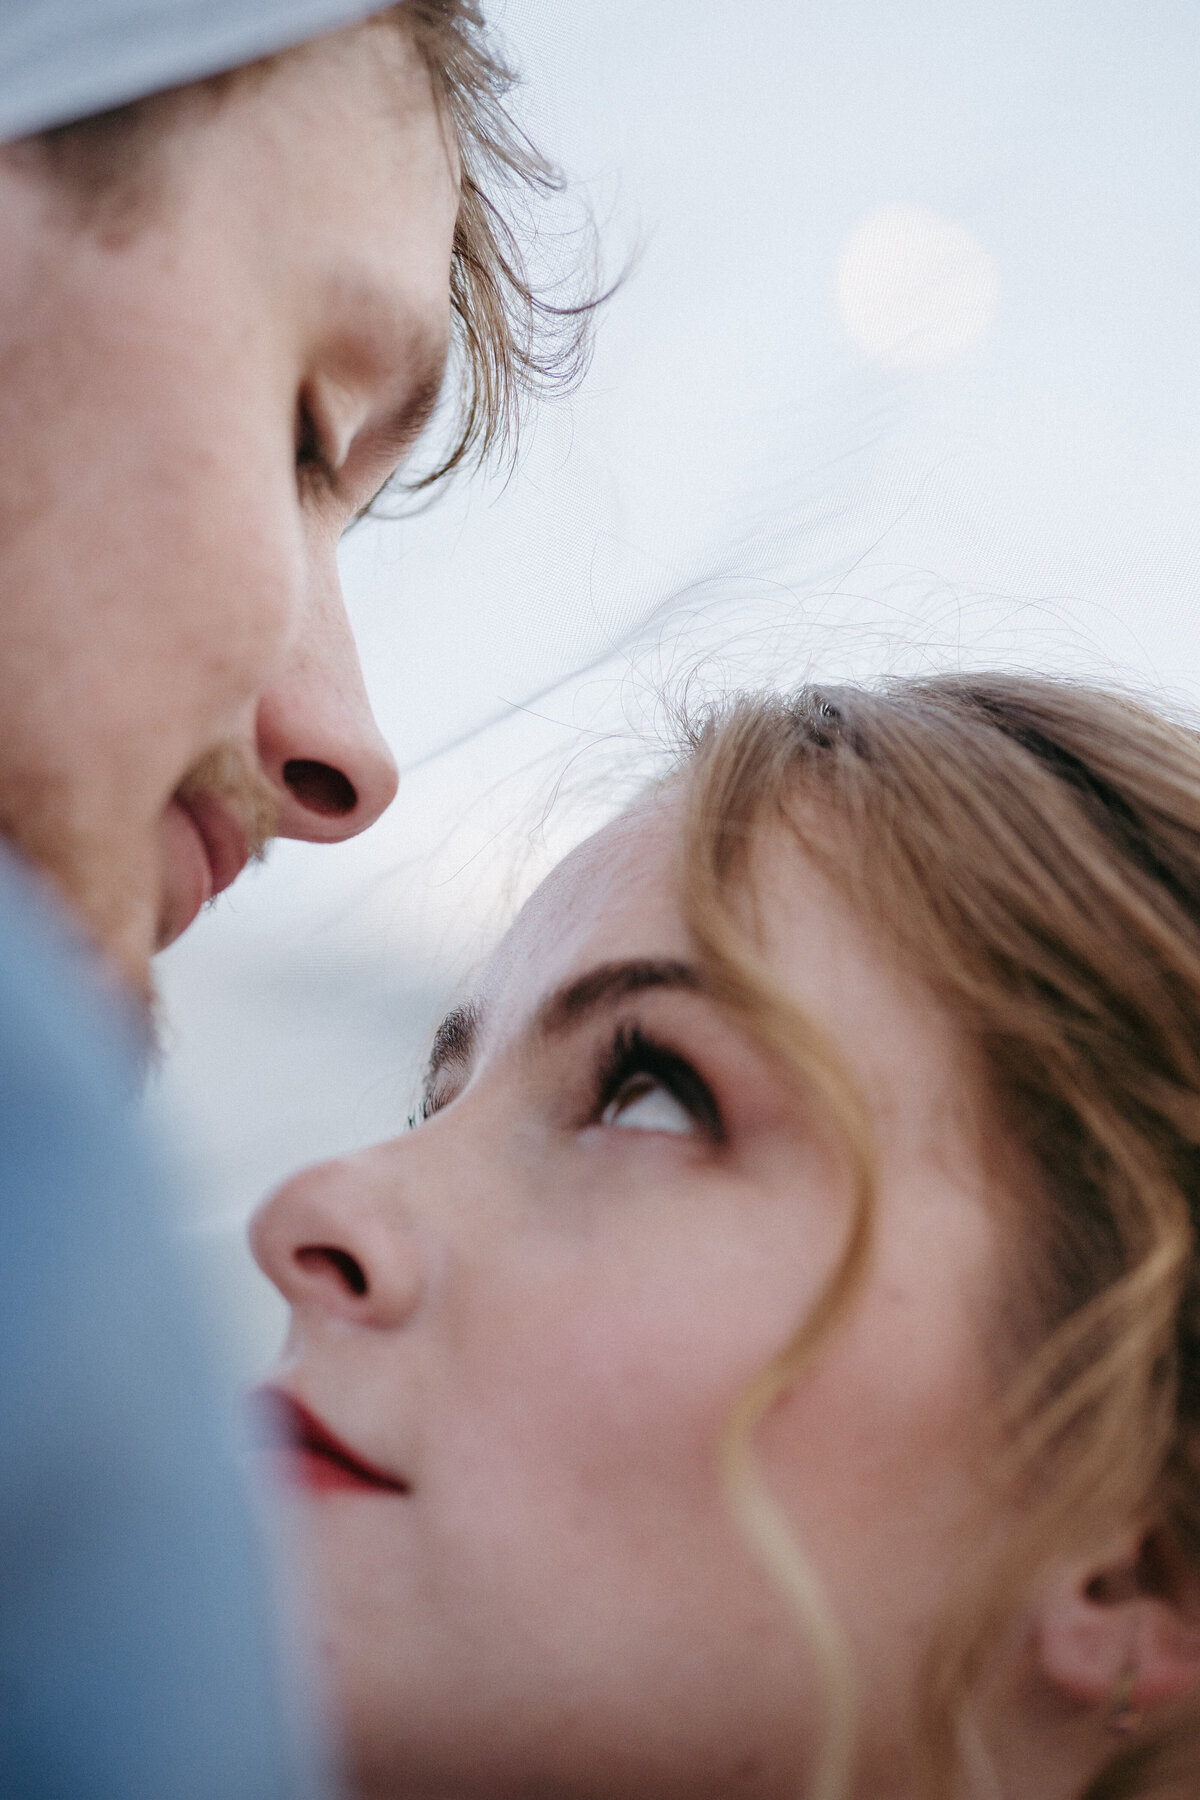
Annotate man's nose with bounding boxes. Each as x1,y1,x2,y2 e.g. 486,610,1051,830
255,576,398,843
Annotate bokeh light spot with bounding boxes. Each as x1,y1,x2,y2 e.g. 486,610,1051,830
836,203,996,369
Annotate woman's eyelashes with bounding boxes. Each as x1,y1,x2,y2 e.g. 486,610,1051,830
591,1024,724,1143
409,1085,449,1129
406,1022,725,1143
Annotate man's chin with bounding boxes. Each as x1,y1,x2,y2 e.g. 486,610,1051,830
0,739,276,1034
58,869,160,1030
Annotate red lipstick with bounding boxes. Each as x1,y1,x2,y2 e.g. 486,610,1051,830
251,1387,409,1497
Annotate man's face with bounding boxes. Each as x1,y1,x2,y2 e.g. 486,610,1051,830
0,21,458,997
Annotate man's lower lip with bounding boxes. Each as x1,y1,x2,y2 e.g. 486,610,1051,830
176,790,250,900
157,798,213,949
158,790,254,950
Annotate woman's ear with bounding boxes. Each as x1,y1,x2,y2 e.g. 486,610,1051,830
1036,1525,1200,1720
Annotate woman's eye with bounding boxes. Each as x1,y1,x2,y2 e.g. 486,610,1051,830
600,1075,697,1137
592,1026,724,1142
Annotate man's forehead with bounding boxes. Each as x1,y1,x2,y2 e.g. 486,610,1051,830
284,34,458,355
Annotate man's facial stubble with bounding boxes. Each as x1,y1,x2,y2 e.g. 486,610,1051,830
0,739,279,1016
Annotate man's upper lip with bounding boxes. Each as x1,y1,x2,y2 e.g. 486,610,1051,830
173,790,250,900
250,1385,409,1493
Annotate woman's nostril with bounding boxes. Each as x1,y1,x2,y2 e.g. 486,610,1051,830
283,759,358,817
296,1244,368,1297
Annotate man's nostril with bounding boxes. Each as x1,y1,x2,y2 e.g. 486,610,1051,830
283,759,358,817
296,1244,368,1297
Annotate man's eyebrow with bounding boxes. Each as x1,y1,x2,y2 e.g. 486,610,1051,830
534,958,703,1038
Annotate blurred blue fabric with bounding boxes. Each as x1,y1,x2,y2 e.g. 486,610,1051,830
0,0,389,141
0,847,329,1799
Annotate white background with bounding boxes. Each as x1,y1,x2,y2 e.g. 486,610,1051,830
147,0,1200,1378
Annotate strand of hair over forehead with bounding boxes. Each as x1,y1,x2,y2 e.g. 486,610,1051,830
679,701,878,1800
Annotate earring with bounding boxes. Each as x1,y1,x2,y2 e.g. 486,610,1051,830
1108,1658,1144,1736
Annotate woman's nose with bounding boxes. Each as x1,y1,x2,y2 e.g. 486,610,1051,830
255,574,398,844
249,1151,423,1329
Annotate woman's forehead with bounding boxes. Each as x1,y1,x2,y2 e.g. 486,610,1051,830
427,787,983,1207
482,795,692,1019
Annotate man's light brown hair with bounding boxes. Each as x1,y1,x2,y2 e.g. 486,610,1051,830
19,0,600,490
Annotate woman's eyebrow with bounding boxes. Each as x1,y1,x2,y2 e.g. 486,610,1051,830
422,960,702,1103
423,1001,482,1098
533,959,702,1038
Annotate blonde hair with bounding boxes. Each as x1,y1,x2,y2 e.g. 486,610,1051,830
674,673,1200,1799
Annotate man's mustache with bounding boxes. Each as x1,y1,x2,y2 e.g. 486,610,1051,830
176,742,280,862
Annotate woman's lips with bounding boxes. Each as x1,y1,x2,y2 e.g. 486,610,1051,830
250,1386,410,1497
157,792,251,948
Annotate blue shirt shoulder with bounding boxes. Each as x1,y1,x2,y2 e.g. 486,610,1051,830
0,850,328,1800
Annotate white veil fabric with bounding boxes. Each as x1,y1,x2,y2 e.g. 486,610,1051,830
0,0,391,141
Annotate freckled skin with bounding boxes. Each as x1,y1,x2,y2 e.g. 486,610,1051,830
253,794,1012,1800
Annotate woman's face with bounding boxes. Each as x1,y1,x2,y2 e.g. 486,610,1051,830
251,791,1007,1800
